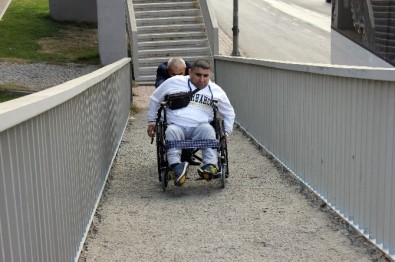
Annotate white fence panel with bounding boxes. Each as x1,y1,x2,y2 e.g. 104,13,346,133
0,58,131,261
214,56,395,260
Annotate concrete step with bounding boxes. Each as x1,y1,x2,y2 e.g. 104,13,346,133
138,23,206,34
375,17,395,26
134,9,201,18
134,1,199,11
371,0,394,6
136,16,203,26
138,56,213,67
138,31,208,41
375,43,395,52
375,24,395,33
138,46,211,58
138,39,209,50
375,31,395,39
133,0,193,3
375,35,395,45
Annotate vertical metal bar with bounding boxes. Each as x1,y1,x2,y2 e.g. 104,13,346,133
232,0,240,56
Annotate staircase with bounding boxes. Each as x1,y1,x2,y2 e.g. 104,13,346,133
132,0,213,85
371,0,395,64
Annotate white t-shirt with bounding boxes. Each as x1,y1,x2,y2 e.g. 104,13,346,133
148,75,235,134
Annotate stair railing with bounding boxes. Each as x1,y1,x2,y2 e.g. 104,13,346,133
199,0,219,56
125,0,140,81
351,0,376,50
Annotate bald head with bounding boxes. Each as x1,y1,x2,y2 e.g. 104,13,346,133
167,57,187,77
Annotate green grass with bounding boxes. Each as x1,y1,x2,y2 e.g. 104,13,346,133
0,0,99,63
0,92,25,102
0,0,100,102
0,83,34,102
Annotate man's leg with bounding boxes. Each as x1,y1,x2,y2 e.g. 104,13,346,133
191,123,218,180
165,124,189,186
166,124,184,165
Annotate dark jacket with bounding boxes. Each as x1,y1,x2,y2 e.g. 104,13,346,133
154,61,192,88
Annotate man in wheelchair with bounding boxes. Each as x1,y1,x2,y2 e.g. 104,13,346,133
147,59,235,187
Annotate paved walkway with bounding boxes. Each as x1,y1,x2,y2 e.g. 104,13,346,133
132,85,155,109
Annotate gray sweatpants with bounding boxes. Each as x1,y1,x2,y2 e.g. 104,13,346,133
166,123,217,166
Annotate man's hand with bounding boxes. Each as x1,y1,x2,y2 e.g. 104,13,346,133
147,124,156,138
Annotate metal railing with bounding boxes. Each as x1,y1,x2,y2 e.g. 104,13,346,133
2,54,395,260
214,55,395,260
0,58,131,262
125,0,139,80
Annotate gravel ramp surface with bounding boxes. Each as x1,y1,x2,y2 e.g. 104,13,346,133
78,110,388,262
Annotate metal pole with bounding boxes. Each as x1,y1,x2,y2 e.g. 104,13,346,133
231,0,240,56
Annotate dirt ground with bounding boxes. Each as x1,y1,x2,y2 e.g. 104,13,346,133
78,109,389,261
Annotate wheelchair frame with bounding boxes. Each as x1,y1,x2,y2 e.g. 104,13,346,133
152,99,229,191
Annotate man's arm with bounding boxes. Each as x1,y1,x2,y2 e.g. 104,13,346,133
217,93,236,135
147,96,160,138
147,80,171,137
155,63,169,88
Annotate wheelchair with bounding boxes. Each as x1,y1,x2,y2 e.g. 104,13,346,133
151,99,229,191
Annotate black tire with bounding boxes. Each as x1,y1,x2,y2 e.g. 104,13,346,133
216,119,229,188
222,138,229,178
161,170,168,191
220,166,226,188
156,121,167,182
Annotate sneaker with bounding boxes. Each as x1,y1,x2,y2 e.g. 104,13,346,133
197,164,217,181
171,162,189,187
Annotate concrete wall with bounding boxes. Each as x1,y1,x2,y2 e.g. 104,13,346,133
97,0,128,65
49,0,97,23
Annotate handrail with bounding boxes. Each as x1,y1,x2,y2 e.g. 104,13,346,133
125,0,140,80
199,0,219,55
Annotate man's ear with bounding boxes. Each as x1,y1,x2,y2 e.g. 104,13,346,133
188,68,191,75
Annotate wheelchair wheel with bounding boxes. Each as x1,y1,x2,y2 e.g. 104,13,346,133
220,166,226,188
222,138,229,178
161,170,168,191
215,119,229,188
219,137,228,188
156,121,167,182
